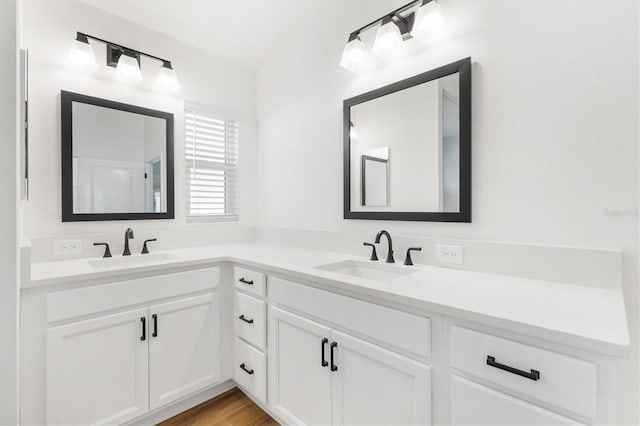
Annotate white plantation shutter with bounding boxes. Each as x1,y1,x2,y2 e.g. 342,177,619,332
185,105,239,221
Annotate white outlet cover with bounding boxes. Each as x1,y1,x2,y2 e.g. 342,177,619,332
53,239,83,256
436,244,464,265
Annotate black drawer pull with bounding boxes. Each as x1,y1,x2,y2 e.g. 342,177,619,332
140,317,146,341
152,314,158,337
486,356,540,381
330,341,338,372
239,314,254,324
240,363,254,375
321,338,329,367
239,278,254,285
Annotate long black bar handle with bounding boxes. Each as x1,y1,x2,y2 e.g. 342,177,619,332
152,314,158,337
486,356,540,381
239,314,254,324
240,363,254,375
239,278,254,285
140,317,146,341
330,341,338,371
321,338,329,367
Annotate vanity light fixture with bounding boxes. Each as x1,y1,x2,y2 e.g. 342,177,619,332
411,0,445,41
349,121,359,140
339,0,445,71
66,33,98,72
115,50,143,82
67,32,180,90
156,61,181,92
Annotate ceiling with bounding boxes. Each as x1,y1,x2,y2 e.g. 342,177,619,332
79,0,316,68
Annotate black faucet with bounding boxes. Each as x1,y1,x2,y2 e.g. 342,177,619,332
375,230,394,263
123,228,135,256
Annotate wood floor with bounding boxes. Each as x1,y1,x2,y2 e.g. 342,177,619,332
158,387,279,426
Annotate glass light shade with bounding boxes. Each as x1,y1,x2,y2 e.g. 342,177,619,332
116,53,142,82
156,62,180,92
350,122,359,140
339,35,369,72
411,1,445,42
372,19,404,57
66,36,97,72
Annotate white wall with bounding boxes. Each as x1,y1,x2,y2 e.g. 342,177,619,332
256,0,639,423
0,0,19,423
21,0,258,240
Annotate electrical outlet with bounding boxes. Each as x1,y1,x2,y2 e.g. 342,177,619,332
436,244,464,265
53,239,82,256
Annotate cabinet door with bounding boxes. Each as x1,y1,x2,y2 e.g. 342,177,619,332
149,293,220,410
46,308,149,425
269,307,332,425
451,375,580,426
331,330,432,426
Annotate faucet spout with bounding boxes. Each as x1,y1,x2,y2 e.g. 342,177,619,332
374,230,394,263
123,228,135,256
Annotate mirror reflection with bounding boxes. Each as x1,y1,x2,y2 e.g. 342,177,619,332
350,73,460,213
72,102,168,214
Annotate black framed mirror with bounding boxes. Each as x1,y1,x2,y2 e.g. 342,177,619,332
61,91,175,222
343,57,471,222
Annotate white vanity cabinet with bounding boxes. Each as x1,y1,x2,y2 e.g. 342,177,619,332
41,267,222,426
268,278,432,426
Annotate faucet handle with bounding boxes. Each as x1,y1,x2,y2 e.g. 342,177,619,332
93,242,112,258
141,238,157,254
363,242,378,261
404,247,422,266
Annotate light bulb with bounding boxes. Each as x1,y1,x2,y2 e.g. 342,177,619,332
411,0,445,42
350,122,359,140
372,16,404,58
156,61,180,92
339,34,369,72
66,33,97,72
116,51,142,82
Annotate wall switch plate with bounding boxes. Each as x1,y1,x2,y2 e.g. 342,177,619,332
53,239,82,256
436,244,464,265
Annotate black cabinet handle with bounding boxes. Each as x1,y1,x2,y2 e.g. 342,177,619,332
239,314,254,324
486,356,540,381
330,341,338,371
321,338,329,367
152,314,158,337
240,363,254,375
239,278,254,285
140,317,146,341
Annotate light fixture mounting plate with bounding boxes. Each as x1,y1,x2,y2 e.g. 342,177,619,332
106,44,141,68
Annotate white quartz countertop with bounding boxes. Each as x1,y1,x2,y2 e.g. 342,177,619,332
28,242,630,357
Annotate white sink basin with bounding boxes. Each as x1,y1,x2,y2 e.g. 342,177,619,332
315,260,417,282
88,253,180,270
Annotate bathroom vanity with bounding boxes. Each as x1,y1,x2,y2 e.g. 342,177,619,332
21,243,628,425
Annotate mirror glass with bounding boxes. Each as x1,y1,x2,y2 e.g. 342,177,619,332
62,91,174,221
344,58,471,222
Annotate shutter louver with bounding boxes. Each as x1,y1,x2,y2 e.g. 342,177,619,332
185,106,239,221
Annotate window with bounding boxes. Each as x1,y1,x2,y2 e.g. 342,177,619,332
185,105,239,222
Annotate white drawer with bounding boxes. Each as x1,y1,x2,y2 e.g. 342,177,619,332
270,277,431,359
234,337,267,404
450,326,597,419
234,266,266,297
234,292,266,350
451,375,581,426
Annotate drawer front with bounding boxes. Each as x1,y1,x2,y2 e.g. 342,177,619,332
451,375,581,426
234,338,267,404
234,266,266,297
450,326,597,419
47,267,220,323
270,277,431,359
234,292,267,350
